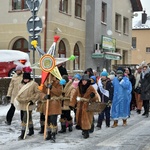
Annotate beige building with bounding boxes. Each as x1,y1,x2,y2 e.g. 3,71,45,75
131,11,150,65
0,0,142,75
0,0,86,75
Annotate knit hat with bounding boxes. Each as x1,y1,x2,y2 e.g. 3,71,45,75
73,74,82,80
90,76,96,84
100,71,108,77
82,74,90,81
62,75,69,83
23,72,31,80
116,70,123,75
15,65,23,71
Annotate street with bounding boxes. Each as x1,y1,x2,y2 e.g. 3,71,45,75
0,104,150,150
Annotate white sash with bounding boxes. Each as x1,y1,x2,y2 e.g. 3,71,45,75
14,81,34,110
98,79,109,98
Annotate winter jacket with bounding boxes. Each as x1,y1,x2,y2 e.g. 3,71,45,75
7,73,23,104
61,80,76,110
98,78,114,103
16,80,40,111
141,72,150,100
43,79,63,115
111,76,132,119
69,85,99,130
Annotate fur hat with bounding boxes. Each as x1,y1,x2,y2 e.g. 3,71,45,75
15,65,23,71
82,74,90,81
23,72,31,80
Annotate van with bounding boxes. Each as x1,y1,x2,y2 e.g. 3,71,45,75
0,50,31,77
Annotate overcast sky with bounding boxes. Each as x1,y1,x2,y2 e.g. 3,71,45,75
133,0,150,23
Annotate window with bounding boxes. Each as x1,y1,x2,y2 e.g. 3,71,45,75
115,13,121,31
73,44,80,70
12,38,29,52
123,17,129,34
101,2,107,23
58,40,66,58
75,0,82,18
132,37,136,49
12,0,28,10
146,47,150,53
59,0,68,13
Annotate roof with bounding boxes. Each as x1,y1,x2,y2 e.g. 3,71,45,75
130,0,143,12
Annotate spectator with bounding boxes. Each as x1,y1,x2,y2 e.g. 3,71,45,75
5,65,23,125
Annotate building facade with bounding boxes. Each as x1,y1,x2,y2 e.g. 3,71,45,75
0,0,142,75
131,11,150,65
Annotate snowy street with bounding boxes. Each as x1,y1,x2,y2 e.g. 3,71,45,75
1,104,150,150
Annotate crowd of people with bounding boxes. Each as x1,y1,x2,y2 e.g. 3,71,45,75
4,63,150,142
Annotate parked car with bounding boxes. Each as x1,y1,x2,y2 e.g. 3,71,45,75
0,50,31,77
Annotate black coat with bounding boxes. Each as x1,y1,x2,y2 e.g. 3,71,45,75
141,72,150,100
98,79,114,103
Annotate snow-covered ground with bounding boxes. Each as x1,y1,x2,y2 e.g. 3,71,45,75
1,104,150,150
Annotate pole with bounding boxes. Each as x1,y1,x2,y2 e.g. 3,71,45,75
32,0,35,80
44,73,51,139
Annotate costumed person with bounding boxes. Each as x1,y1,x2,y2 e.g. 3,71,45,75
36,84,47,134
111,69,132,128
134,66,142,114
72,73,82,128
140,64,150,117
97,71,114,129
42,74,63,142
89,75,101,133
15,72,40,140
5,65,23,125
58,75,76,133
57,63,68,76
124,67,136,110
69,74,99,139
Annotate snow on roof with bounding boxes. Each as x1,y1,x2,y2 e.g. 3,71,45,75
133,16,150,29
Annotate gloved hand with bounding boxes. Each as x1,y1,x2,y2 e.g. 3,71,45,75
6,96,11,101
90,92,95,98
69,106,74,110
47,83,52,90
29,100,34,105
44,94,51,100
62,92,65,97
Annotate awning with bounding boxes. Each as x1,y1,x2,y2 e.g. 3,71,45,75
92,52,121,60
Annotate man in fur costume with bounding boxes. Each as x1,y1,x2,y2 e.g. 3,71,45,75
14,72,40,140
58,75,76,133
41,74,63,142
69,74,99,139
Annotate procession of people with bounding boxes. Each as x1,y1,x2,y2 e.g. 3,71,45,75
4,63,150,142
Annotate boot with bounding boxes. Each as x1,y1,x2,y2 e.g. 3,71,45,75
122,119,127,126
83,130,89,139
111,120,118,128
45,131,51,140
18,130,25,140
106,119,110,127
39,125,44,134
51,132,56,142
68,124,73,132
27,127,34,136
58,125,66,133
89,123,94,133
